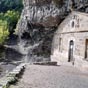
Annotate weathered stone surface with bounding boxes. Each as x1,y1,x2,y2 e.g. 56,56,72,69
0,63,26,88
15,0,67,62
10,65,88,88
33,61,57,66
17,0,63,38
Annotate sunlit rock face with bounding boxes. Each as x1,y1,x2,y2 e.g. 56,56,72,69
21,0,61,27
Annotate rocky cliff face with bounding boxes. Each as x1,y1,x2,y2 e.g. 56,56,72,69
65,0,88,12
18,0,63,29
17,0,88,34
16,0,65,62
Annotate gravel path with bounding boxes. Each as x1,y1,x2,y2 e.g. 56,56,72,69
11,65,88,88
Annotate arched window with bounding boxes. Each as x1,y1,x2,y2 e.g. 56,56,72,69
71,21,75,28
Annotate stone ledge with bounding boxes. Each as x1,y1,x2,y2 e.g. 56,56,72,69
33,61,57,66
0,63,26,88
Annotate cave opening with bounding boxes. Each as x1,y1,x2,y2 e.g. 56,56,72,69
21,32,31,40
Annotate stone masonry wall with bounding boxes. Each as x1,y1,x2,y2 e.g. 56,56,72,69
51,32,88,64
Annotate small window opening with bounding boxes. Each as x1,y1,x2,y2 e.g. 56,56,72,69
72,21,75,28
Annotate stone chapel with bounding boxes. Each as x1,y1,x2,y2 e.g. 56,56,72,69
51,11,88,67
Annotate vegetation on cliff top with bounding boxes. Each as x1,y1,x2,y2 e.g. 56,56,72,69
0,0,23,44
0,20,9,44
0,0,23,13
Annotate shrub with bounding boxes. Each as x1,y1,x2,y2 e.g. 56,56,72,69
0,20,9,44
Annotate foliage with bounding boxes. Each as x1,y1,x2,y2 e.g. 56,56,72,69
0,13,4,20
0,0,23,13
0,0,23,33
0,0,23,38
0,0,23,58
4,10,20,33
0,20,9,44
0,10,20,34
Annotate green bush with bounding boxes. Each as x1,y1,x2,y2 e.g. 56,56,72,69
0,0,23,13
0,0,23,34
0,20,9,44
4,10,20,33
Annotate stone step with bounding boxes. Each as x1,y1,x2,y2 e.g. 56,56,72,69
33,61,57,66
60,62,74,66
0,77,9,88
0,63,26,88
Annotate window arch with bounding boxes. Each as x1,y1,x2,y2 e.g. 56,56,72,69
71,21,75,28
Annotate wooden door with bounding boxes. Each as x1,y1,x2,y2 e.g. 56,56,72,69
68,40,74,62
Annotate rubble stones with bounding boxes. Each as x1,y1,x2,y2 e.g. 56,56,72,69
0,63,26,88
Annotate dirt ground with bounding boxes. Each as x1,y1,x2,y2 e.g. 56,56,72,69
10,65,88,88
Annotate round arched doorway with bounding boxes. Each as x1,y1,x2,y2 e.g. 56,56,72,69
68,40,74,62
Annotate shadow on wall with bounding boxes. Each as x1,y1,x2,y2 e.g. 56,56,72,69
32,27,57,58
